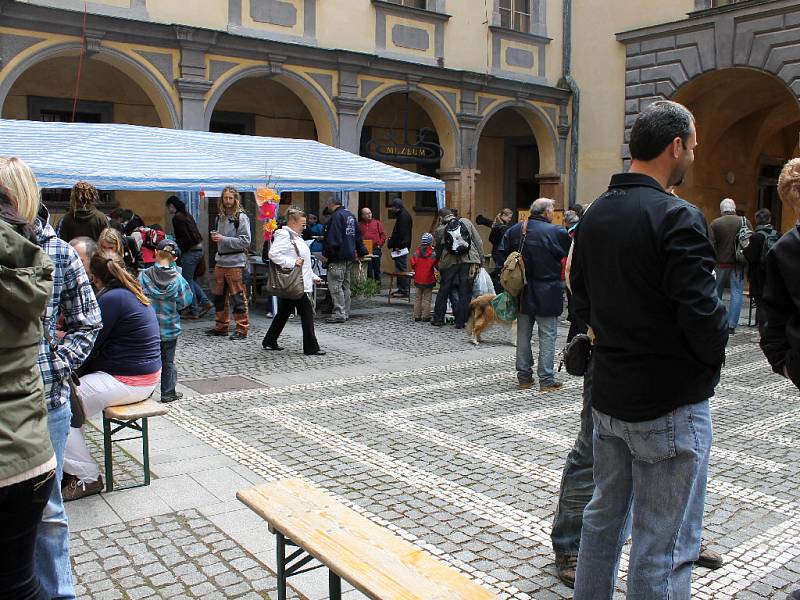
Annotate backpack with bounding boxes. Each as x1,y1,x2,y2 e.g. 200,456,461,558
142,227,166,250
734,216,752,265
499,221,528,297
444,218,472,255
759,227,780,268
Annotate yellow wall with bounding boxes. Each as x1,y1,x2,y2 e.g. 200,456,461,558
148,0,228,30
572,0,695,204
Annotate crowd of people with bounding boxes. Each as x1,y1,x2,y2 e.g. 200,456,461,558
2,99,800,599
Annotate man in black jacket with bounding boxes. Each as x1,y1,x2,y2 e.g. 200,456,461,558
323,197,367,323
743,208,779,326
570,101,728,599
387,197,413,297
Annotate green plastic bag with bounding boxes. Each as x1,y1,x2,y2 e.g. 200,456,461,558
491,292,518,322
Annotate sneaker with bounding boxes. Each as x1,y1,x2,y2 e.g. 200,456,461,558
198,302,214,318
161,392,183,403
554,554,577,589
62,475,103,502
517,381,533,390
206,328,227,336
326,317,347,324
391,291,409,298
265,312,274,319
695,543,723,569
540,382,564,393
229,331,247,340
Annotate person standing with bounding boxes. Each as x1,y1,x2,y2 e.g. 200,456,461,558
743,208,780,326
58,181,108,243
410,232,438,322
709,197,751,335
498,198,570,391
432,209,483,329
387,197,413,298
358,207,386,282
0,156,102,600
262,206,326,355
207,187,251,340
302,212,325,254
322,197,367,324
570,101,728,598
166,196,213,319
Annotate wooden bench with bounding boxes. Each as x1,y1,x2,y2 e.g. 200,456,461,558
237,479,497,600
383,271,412,304
103,399,168,493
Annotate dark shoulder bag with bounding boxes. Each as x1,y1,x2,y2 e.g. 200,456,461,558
559,333,593,377
43,325,86,428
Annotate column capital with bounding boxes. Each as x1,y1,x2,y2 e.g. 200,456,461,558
334,96,365,116
175,78,213,100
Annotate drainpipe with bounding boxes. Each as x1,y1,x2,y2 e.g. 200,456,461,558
559,0,579,207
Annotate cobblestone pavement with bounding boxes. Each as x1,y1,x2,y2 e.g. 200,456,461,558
70,298,800,599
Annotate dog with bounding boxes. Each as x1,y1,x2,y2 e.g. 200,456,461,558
467,293,517,346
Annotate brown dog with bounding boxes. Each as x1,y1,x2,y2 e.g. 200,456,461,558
467,293,517,346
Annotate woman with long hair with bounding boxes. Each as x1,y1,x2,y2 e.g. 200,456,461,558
98,227,142,275
58,181,108,242
166,195,212,318
262,206,325,355
0,184,57,600
61,252,161,501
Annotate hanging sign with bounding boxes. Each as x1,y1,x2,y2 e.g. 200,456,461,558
366,138,443,165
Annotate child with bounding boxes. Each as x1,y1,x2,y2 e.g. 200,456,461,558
410,232,438,322
138,239,193,403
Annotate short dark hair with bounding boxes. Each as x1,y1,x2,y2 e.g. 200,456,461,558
629,101,695,162
754,208,772,226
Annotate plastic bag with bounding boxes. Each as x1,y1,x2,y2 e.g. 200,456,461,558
472,267,496,298
491,292,518,322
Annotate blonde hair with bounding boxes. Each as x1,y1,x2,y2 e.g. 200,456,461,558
70,181,100,215
778,158,800,213
91,251,150,306
218,186,242,216
0,156,41,223
285,205,305,222
494,208,513,224
98,227,125,256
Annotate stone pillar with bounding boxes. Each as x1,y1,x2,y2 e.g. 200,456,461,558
174,26,216,131
334,68,366,154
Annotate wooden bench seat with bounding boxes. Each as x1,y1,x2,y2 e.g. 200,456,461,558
237,478,496,600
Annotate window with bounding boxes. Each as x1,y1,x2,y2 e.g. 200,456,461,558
499,0,530,33
387,0,427,7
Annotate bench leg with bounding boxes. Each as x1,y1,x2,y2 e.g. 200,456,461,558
276,532,287,600
103,416,114,493
141,417,150,487
329,570,342,600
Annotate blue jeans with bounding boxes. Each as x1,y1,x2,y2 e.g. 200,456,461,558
574,401,712,600
715,266,743,330
182,247,209,314
160,338,178,398
35,401,75,599
551,360,595,556
393,253,409,293
516,313,558,386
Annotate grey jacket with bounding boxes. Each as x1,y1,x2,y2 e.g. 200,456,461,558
214,211,251,268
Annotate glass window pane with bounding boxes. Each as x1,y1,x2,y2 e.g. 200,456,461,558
516,0,531,13
514,12,530,32
500,8,512,28
499,0,512,9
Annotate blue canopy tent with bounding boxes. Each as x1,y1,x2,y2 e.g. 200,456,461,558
0,119,447,212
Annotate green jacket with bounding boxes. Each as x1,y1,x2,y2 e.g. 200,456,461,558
434,217,485,270
0,219,55,481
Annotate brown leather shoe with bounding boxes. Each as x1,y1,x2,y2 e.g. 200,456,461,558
198,302,214,318
696,543,724,569
540,381,564,393
62,475,103,502
555,554,577,588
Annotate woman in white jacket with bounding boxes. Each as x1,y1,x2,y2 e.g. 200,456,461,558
262,206,325,355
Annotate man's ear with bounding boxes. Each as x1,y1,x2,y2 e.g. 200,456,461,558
671,137,682,159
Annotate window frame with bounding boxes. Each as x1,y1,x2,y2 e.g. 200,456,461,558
493,0,545,37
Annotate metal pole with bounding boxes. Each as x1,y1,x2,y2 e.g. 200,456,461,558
276,532,286,600
329,570,342,600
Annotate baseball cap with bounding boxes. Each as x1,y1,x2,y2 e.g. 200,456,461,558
157,239,180,259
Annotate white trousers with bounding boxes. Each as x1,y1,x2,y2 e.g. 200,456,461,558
63,371,155,483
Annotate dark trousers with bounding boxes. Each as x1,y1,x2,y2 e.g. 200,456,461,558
433,263,472,326
393,253,409,293
0,471,55,600
160,338,178,398
366,249,382,282
262,294,320,354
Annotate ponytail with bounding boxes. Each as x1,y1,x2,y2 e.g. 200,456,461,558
91,251,150,306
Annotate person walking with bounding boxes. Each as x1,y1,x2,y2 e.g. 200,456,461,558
570,101,728,599
387,197,413,298
410,232,438,322
709,197,751,335
166,196,213,319
743,208,780,326
138,240,193,403
0,184,57,600
498,198,570,391
358,207,386,282
322,197,367,324
0,156,102,600
58,181,108,243
207,187,251,340
262,206,325,355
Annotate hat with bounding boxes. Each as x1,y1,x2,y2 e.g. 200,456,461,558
157,239,180,259
421,233,433,246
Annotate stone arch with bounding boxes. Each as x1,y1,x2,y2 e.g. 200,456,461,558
204,67,338,146
473,100,559,174
0,42,180,128
356,85,459,168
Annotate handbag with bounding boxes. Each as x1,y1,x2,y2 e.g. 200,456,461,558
43,325,87,428
559,333,593,377
491,292,518,322
265,236,305,300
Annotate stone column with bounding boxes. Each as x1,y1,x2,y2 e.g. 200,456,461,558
334,68,366,154
174,26,216,131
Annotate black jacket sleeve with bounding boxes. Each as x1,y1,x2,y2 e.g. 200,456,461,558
759,249,800,387
388,210,412,249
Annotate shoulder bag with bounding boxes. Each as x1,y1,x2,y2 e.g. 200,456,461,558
43,325,86,428
265,234,305,299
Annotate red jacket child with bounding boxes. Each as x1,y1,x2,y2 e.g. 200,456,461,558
410,240,438,287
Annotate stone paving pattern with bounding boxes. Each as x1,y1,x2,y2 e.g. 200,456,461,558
71,298,800,599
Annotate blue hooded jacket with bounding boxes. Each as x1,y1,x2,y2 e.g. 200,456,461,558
323,206,367,262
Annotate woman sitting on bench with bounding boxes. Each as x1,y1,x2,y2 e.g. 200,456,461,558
62,252,161,501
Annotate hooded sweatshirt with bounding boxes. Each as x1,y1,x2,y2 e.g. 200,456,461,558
58,206,108,242
138,265,193,341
